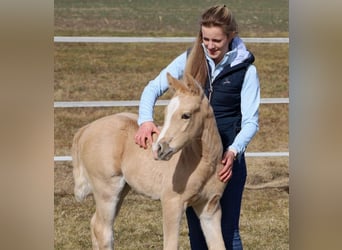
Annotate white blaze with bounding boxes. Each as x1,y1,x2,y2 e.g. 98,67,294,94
154,96,180,147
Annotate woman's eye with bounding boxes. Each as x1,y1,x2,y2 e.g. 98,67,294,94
181,113,191,119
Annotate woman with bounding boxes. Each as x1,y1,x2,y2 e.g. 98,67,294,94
134,5,260,250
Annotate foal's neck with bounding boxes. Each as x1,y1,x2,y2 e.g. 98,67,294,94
201,112,223,166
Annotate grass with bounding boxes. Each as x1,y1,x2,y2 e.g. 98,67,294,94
55,192,288,250
55,158,288,249
54,43,288,101
54,0,289,249
54,0,288,36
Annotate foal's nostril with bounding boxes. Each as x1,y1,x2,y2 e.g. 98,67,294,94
157,143,163,156
156,141,175,161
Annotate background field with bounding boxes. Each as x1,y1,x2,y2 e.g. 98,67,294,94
54,0,289,249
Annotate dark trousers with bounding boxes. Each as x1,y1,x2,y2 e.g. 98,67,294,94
186,156,247,250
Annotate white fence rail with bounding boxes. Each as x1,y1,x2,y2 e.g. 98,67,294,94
54,36,289,162
54,98,289,108
54,36,289,44
54,151,289,162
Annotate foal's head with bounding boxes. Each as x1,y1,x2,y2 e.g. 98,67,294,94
152,73,209,160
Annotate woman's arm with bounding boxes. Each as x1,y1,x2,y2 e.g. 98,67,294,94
229,65,260,155
137,51,187,125
135,51,187,148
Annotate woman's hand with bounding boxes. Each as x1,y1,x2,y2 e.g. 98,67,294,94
218,150,236,182
134,121,160,149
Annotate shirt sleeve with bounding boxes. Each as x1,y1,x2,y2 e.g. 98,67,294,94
229,65,260,154
137,51,187,125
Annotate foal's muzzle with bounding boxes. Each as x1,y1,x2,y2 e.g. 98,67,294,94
153,141,175,161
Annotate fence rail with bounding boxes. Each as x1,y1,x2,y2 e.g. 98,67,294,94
54,98,289,108
54,152,289,162
54,36,289,44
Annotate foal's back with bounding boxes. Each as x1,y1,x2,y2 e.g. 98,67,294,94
74,112,175,200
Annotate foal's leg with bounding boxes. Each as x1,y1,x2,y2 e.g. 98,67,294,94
161,198,184,250
193,195,226,250
90,176,127,250
113,183,131,218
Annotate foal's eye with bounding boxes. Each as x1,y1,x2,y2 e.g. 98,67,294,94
181,113,191,120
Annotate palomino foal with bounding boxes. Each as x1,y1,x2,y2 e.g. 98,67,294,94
72,73,227,250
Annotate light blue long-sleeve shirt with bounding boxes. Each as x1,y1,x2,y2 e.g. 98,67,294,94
138,37,260,155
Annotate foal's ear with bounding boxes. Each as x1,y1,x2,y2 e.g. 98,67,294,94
166,72,202,96
166,72,188,93
184,73,202,96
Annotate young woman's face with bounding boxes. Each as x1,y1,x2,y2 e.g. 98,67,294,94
201,25,232,64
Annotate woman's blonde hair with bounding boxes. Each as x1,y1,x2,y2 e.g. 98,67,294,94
184,5,238,86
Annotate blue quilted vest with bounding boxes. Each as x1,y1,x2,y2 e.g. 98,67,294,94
204,54,255,149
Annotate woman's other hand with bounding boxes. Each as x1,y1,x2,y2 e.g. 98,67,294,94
218,150,236,182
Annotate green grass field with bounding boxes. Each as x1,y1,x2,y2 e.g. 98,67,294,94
55,0,288,36
54,1,289,249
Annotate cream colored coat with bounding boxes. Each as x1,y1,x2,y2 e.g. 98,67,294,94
72,73,227,250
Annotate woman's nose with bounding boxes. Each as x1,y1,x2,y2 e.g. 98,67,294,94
207,41,215,49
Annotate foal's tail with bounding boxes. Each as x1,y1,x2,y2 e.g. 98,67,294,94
72,125,92,202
